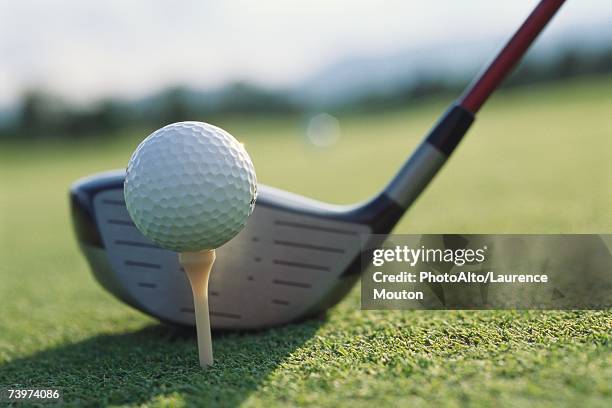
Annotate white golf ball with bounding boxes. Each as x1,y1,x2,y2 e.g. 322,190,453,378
124,121,257,252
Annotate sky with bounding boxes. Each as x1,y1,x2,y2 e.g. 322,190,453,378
1,0,611,108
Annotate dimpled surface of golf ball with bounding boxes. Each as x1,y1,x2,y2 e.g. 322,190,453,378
124,121,257,252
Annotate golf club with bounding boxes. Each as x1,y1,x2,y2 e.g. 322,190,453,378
70,0,565,329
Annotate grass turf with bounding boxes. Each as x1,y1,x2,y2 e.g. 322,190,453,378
0,76,611,407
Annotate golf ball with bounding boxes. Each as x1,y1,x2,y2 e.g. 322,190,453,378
124,121,257,252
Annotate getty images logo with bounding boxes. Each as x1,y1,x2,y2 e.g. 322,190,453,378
372,245,488,268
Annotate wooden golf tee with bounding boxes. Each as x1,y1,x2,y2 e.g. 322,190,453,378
179,249,216,368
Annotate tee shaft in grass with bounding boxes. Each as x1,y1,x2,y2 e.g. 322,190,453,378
179,249,216,367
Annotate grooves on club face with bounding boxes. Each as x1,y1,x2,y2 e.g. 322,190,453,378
71,171,406,328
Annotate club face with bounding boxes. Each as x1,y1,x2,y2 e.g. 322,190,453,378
70,111,460,329
72,171,372,329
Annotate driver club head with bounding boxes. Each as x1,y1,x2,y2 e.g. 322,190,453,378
71,171,407,328
70,104,472,329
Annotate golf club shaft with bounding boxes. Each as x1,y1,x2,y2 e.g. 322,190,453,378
384,0,565,209
460,0,566,114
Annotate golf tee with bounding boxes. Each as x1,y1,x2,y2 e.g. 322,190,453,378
179,249,216,368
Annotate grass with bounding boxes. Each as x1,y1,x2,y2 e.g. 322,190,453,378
0,76,611,407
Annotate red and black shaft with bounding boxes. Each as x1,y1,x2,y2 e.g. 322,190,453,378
378,0,566,225
426,0,565,156
459,0,566,114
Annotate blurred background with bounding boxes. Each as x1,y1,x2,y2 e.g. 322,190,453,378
0,2,611,404
1,0,612,141
1,0,611,239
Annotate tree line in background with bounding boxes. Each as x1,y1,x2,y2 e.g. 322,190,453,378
2,47,612,141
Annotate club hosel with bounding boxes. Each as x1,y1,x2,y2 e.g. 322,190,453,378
383,103,474,209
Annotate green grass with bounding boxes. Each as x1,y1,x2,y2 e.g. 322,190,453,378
0,76,611,407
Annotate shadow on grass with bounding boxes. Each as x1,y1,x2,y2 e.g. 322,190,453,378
0,319,323,406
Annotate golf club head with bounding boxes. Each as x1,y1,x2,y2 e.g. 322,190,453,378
70,106,474,329
71,170,404,329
